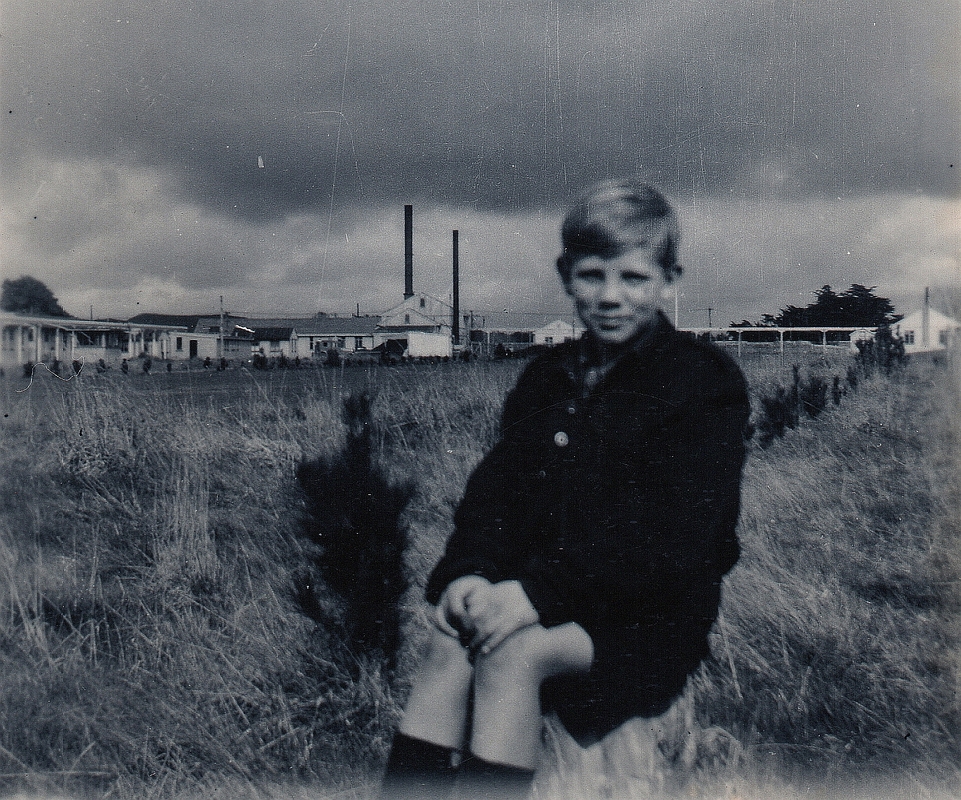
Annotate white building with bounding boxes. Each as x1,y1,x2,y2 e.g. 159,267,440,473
127,314,252,362
253,315,380,358
891,308,961,354
376,293,454,356
533,319,585,346
406,331,453,358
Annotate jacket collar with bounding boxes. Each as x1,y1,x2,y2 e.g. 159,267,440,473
556,311,675,395
579,310,675,367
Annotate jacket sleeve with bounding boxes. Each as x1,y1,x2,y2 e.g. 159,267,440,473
423,361,549,605
518,361,750,632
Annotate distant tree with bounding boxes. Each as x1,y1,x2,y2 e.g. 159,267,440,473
840,284,900,326
741,284,899,328
1,276,70,317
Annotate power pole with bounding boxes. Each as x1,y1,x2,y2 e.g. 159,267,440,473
452,229,460,347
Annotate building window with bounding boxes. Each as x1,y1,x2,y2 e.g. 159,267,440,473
939,330,949,346
355,337,364,350
337,337,346,348
904,331,915,345
545,336,554,345
420,297,426,308
176,337,183,351
404,314,410,324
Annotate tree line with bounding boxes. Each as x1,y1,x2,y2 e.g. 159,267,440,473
731,284,899,329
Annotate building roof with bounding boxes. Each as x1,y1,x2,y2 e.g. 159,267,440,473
893,308,960,330
379,294,453,327
378,307,449,332
252,327,295,341
126,313,201,329
252,315,380,336
534,319,585,334
1,311,186,331
125,312,381,337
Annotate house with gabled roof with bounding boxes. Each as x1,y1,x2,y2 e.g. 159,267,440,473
533,319,585,346
378,293,452,335
891,307,961,354
250,326,298,360
375,293,454,357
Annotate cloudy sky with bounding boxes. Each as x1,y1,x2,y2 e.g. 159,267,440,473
2,0,958,328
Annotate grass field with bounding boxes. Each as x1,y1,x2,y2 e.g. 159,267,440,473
0,345,958,800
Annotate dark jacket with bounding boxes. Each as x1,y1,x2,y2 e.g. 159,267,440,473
425,313,750,740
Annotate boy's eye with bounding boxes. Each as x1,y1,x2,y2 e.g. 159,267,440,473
574,269,605,283
621,272,651,285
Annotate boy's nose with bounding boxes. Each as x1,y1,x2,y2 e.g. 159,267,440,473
598,279,622,305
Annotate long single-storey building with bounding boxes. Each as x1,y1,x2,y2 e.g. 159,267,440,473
126,313,255,362
0,311,188,371
251,314,380,358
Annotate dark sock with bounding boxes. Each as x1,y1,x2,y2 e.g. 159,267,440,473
454,752,536,800
380,732,458,800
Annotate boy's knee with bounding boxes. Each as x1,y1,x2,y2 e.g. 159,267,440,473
420,628,471,677
474,623,593,692
474,626,553,688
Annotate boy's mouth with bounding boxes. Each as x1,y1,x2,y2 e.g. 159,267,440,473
595,316,630,329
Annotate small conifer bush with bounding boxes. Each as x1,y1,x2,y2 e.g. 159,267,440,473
296,392,414,671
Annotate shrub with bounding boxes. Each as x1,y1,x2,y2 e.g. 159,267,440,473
755,385,792,447
296,392,414,671
855,325,906,377
831,374,843,405
799,373,828,418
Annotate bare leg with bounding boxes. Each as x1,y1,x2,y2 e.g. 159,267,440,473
470,622,593,769
399,627,474,749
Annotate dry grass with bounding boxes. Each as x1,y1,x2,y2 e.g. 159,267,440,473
0,349,957,800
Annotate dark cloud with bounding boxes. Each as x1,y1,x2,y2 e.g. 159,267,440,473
3,1,957,220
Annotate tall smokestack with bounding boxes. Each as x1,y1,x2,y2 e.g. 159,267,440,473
922,286,930,348
452,230,460,345
404,204,414,299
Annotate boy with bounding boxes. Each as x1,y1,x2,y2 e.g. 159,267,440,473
382,180,750,799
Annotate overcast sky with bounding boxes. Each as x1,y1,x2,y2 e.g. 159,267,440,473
2,0,958,328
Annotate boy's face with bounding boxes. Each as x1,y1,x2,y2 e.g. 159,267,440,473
565,248,672,347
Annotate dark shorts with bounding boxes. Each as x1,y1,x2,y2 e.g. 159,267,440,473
539,624,704,744
541,668,683,744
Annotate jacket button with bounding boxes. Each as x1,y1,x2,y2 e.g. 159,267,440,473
566,405,576,415
554,431,569,447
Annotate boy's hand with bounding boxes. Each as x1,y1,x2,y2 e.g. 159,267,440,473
466,579,539,656
434,575,492,640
